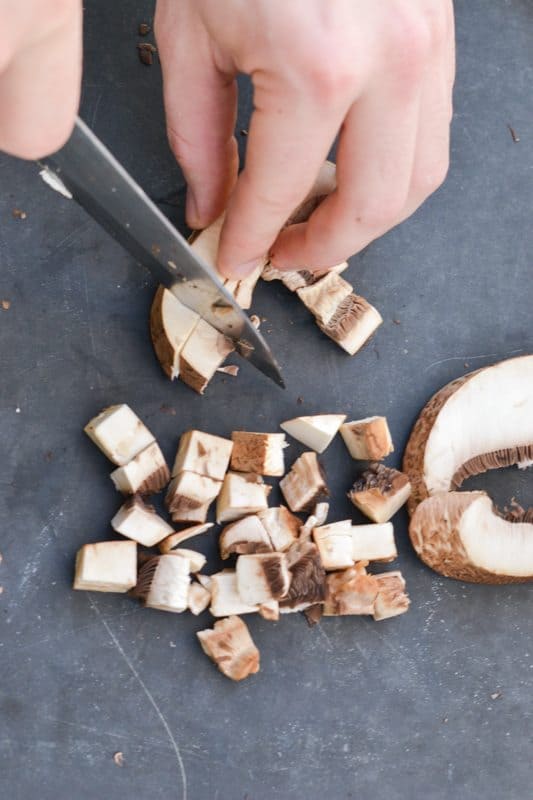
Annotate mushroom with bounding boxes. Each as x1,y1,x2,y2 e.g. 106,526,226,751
172,430,233,481
84,404,155,466
348,463,411,523
170,501,212,525
280,414,346,454
403,355,533,514
111,495,173,547
318,294,383,356
351,522,397,563
158,522,214,553
323,563,379,616
340,416,394,461
150,286,200,380
280,541,326,611
197,615,260,681
195,573,213,591
134,554,191,613
236,553,291,605
216,472,271,524
279,451,329,512
209,569,259,616
179,318,235,395
219,515,273,560
169,548,206,573
258,600,280,621
230,431,288,477
73,540,137,593
110,441,170,495
299,502,330,539
372,571,410,620
296,271,353,325
409,491,533,583
187,581,211,615
312,520,353,570
257,506,301,551
262,262,348,292
165,472,222,520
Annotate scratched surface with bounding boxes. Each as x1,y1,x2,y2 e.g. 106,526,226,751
0,1,532,799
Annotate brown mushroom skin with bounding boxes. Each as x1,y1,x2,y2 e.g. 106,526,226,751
409,491,533,584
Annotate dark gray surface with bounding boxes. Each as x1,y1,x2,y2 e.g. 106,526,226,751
0,2,532,799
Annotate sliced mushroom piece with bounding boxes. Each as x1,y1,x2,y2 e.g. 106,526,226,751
170,501,212,525
165,472,222,515
197,615,260,681
314,502,330,527
279,451,329,512
318,294,383,355
280,414,346,454
172,430,233,481
280,541,326,610
216,472,271,524
111,495,173,547
230,431,287,477
258,599,280,621
179,318,235,395
170,548,206,573
403,355,533,513
150,286,200,380
313,520,354,571
73,540,137,593
297,271,353,325
209,570,260,616
262,262,349,292
372,571,410,620
257,506,301,551
351,522,397,563
188,582,211,615
340,416,394,461
159,522,214,553
300,502,331,539
219,515,273,560
323,563,379,616
134,554,191,613
348,463,411,523
409,491,533,583
236,553,291,605
110,441,170,495
84,404,155,466
225,265,264,310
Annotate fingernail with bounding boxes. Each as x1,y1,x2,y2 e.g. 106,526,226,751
223,258,262,280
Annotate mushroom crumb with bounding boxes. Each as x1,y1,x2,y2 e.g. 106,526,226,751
12,208,26,220
197,616,260,681
113,752,124,767
1,300,11,310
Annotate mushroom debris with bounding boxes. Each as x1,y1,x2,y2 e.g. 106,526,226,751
150,161,384,395
76,405,411,681
404,355,533,583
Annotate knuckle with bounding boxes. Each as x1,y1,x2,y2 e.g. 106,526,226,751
291,38,358,103
412,155,450,197
385,10,432,72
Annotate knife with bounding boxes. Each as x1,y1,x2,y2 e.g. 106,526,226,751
38,117,284,388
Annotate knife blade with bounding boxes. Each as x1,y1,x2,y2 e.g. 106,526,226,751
38,117,284,388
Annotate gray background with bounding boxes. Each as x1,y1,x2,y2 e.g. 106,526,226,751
0,1,532,798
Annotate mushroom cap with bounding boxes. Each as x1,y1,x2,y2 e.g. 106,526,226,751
409,491,533,583
403,355,533,515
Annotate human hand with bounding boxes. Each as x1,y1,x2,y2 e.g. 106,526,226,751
0,0,82,159
155,0,454,278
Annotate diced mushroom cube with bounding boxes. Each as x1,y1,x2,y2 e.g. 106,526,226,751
84,404,155,466
73,540,137,593
350,522,397,562
216,472,271,524
279,452,329,513
280,414,346,454
111,495,173,547
136,554,191,613
197,616,260,681
209,570,259,617
179,319,234,395
236,553,290,605
219,515,273,560
318,294,382,355
110,441,170,495
340,416,394,461
172,430,233,481
323,563,379,616
313,520,354,570
296,271,353,325
188,582,211,615
257,506,301,551
165,472,222,520
372,571,410,620
230,431,287,476
348,463,411,523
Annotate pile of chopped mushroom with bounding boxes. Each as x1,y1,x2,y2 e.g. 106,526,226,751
75,404,411,681
150,162,383,395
